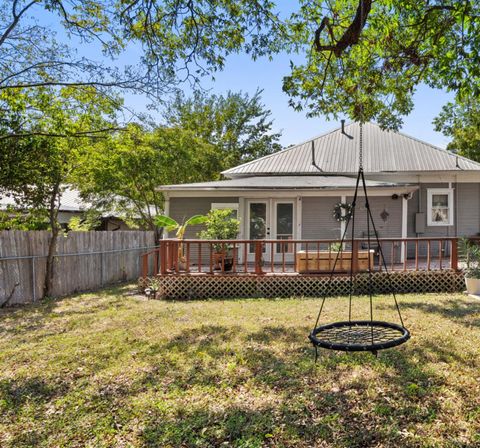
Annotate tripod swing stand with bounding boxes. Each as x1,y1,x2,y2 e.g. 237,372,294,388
308,123,410,359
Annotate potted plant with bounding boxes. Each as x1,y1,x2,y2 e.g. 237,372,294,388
198,209,240,271
155,214,207,270
459,237,480,295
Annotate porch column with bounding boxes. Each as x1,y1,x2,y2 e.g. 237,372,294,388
340,195,346,238
163,193,170,239
401,196,408,262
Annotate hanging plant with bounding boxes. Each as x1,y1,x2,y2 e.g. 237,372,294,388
333,202,353,222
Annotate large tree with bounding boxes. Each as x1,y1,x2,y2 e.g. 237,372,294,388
164,89,282,169
0,86,119,296
4,1,480,133
284,0,480,129
75,124,220,242
433,98,480,161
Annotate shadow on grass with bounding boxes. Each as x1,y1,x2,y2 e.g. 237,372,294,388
0,285,133,336
134,324,470,447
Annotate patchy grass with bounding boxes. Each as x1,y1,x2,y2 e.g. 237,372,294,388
1,287,480,447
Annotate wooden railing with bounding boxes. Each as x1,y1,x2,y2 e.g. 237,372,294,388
140,237,465,279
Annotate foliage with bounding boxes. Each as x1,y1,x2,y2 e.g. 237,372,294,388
1,288,479,446
75,124,220,238
0,0,282,137
0,207,50,231
0,85,119,295
198,208,240,251
198,209,240,240
67,211,102,232
283,1,480,129
155,214,208,240
433,98,480,162
458,237,480,279
164,90,282,169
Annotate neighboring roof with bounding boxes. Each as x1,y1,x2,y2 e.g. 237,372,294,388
222,122,480,177
160,175,417,191
0,187,86,212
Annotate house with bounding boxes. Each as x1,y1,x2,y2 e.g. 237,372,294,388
0,187,133,231
146,121,480,298
159,122,480,261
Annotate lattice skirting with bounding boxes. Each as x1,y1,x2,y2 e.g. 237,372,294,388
139,271,465,300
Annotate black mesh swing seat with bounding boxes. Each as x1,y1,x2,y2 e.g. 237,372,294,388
309,122,410,358
309,320,410,353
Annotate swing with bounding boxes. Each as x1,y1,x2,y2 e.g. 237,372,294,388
309,123,410,358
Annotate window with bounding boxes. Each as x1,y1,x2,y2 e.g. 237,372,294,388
427,189,454,226
211,203,239,219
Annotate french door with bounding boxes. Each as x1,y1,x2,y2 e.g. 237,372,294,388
246,199,295,262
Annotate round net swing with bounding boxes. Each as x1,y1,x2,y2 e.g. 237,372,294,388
309,123,410,358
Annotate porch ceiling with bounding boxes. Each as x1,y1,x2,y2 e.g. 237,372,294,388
158,175,418,192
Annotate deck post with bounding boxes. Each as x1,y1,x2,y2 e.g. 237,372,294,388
351,239,359,274
254,240,264,275
450,238,459,271
160,241,167,275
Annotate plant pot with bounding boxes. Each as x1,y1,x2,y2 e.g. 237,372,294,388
465,277,480,295
213,249,237,272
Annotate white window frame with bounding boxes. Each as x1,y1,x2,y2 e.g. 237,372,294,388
211,203,239,213
427,188,454,226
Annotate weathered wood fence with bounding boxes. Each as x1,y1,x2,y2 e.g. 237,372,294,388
0,230,156,306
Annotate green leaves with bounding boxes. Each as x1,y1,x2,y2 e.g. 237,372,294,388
155,215,179,231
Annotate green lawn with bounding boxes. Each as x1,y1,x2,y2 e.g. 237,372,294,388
1,287,479,447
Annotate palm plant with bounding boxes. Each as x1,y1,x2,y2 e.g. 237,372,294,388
155,214,207,265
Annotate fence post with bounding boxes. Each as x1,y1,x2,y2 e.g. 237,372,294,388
142,253,149,279
450,238,458,271
254,240,264,275
351,240,359,274
31,257,36,302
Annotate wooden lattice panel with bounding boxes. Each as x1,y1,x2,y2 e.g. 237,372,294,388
147,271,465,300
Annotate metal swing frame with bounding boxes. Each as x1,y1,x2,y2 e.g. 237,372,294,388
309,124,410,358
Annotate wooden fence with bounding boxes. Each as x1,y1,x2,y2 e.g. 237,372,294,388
0,230,156,306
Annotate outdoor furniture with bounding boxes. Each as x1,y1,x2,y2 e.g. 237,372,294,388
295,249,374,273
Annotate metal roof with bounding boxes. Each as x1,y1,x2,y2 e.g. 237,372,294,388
0,187,86,212
222,122,480,177
160,175,417,191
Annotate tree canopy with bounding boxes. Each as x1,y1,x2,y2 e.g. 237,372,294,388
164,89,282,169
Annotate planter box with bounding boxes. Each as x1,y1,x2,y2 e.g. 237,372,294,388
296,250,374,273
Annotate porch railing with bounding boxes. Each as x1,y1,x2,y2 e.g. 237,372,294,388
141,237,464,278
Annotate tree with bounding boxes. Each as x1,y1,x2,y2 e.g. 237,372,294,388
75,124,221,242
283,1,480,129
433,98,480,161
0,86,119,296
164,90,282,169
0,0,282,139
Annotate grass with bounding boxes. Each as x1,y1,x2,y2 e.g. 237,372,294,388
1,286,480,447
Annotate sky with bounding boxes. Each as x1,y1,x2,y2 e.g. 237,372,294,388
38,3,454,150
125,49,454,149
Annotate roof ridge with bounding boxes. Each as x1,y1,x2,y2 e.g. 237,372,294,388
221,122,345,175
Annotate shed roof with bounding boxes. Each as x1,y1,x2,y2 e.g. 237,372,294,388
160,175,416,192
222,122,480,177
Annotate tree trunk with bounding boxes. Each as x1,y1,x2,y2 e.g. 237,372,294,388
44,183,61,298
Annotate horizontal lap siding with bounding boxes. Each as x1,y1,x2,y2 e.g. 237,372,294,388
457,183,480,237
168,197,239,265
301,197,341,240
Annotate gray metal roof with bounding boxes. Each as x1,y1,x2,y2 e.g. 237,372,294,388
222,122,480,177
160,175,416,191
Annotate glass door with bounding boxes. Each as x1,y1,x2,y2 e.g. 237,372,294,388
273,201,295,262
247,200,270,261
